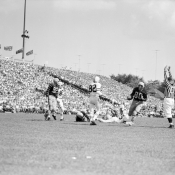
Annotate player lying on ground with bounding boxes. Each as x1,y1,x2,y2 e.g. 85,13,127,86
97,102,133,126
74,109,91,122
163,66,175,128
44,78,65,121
127,82,147,125
88,76,102,125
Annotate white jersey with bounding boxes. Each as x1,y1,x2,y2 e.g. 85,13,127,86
57,88,63,99
89,82,102,97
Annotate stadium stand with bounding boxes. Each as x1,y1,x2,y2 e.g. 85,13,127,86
0,58,168,117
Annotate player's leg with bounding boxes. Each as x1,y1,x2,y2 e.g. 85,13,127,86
131,102,143,122
89,97,97,125
163,98,174,128
81,111,90,122
120,113,129,123
45,95,53,120
128,100,137,123
89,104,96,125
93,100,100,121
57,98,65,121
97,117,118,123
51,96,57,120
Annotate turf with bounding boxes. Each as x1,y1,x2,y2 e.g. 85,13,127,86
0,113,175,175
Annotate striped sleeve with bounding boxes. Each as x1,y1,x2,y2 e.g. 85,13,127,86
45,83,52,97
164,69,171,89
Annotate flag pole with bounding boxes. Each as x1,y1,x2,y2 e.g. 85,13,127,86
22,0,26,59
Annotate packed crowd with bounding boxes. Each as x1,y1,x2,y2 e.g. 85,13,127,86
0,58,166,117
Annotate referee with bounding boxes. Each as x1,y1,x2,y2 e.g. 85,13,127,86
164,66,175,128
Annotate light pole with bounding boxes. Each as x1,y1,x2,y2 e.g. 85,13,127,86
97,70,101,75
154,50,159,80
74,63,77,71
21,0,29,59
10,55,14,60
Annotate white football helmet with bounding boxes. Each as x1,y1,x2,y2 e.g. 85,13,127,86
53,78,60,83
58,81,63,86
138,82,144,87
94,76,100,83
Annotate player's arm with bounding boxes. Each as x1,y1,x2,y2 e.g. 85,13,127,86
141,92,147,101
45,84,52,97
110,109,116,115
59,88,64,96
164,66,171,87
96,83,102,95
127,88,135,100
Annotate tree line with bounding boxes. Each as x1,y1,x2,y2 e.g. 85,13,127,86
110,74,165,93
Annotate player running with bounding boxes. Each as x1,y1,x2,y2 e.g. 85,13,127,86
45,78,65,121
163,66,175,128
88,76,102,125
127,82,147,125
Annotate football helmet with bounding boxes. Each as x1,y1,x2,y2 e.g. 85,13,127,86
94,76,100,83
58,81,63,86
53,78,60,84
138,82,144,87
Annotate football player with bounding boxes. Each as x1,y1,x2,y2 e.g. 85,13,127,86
127,82,147,125
56,81,65,121
88,76,102,125
45,78,64,121
75,109,91,122
97,102,132,125
163,66,175,128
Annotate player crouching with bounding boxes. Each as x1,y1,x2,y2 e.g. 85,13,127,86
89,76,102,125
45,78,65,121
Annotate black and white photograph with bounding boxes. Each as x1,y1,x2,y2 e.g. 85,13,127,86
0,0,175,174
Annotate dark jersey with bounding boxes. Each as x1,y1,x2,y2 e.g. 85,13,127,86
130,87,147,102
45,83,59,98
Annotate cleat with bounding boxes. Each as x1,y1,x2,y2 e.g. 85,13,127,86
44,113,48,120
168,124,174,128
52,115,57,120
46,116,51,121
126,122,134,126
90,120,97,125
44,113,51,121
97,118,102,122
60,117,64,121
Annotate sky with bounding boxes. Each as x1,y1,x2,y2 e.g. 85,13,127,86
0,0,175,82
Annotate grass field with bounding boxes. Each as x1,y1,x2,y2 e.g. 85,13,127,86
0,113,175,175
